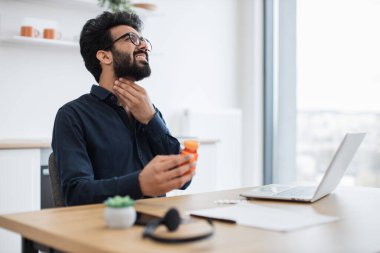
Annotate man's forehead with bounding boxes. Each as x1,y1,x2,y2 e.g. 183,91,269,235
110,25,141,38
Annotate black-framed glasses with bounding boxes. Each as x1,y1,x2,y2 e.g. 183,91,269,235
104,32,152,51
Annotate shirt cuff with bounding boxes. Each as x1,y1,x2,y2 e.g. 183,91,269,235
117,171,143,200
143,112,169,138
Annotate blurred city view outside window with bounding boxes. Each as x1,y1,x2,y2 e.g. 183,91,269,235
296,0,380,187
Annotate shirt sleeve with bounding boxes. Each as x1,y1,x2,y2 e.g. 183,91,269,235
141,107,181,156
52,106,143,206
140,107,191,190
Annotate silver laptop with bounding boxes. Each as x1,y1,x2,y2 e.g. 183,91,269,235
241,133,366,203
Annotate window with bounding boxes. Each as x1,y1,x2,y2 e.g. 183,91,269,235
297,0,380,186
266,0,380,187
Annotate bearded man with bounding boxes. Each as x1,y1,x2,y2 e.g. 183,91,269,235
52,11,194,206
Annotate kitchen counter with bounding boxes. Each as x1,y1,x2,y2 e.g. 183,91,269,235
0,139,51,149
0,137,218,150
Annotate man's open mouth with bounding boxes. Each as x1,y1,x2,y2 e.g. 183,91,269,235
134,52,148,62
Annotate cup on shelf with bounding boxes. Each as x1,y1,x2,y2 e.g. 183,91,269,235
20,26,40,38
43,28,62,40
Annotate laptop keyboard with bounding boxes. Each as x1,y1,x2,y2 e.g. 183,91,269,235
276,186,317,198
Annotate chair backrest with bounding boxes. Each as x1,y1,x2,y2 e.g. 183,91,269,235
48,153,65,207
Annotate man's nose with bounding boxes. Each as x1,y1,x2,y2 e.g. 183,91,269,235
138,40,150,52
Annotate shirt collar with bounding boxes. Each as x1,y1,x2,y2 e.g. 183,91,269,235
90,85,118,105
91,85,112,100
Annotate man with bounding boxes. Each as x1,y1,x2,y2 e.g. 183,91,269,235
52,11,194,206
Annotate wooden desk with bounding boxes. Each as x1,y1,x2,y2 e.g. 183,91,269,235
1,187,380,253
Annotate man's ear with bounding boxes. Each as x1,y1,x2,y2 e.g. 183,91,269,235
96,50,113,65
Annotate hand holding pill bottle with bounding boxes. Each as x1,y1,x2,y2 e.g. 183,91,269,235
181,140,199,175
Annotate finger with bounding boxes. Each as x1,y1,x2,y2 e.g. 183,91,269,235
155,154,178,162
121,83,142,99
159,154,193,171
166,162,196,180
115,83,141,101
113,91,133,108
145,155,176,174
113,89,132,108
114,82,144,103
115,80,133,91
149,155,181,173
164,171,195,191
151,155,180,165
119,78,144,93
152,155,166,161
116,78,147,94
113,85,139,104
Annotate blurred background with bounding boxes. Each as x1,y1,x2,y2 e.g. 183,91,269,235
1,0,380,251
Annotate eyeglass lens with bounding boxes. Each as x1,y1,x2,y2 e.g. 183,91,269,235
129,33,152,51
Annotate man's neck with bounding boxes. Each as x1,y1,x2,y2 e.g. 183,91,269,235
98,72,134,116
98,71,116,94
98,72,135,93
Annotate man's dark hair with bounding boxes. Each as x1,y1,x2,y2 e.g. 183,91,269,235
80,11,143,82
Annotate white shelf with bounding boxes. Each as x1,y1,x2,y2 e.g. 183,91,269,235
8,0,99,8
7,0,159,13
45,0,99,8
0,36,79,48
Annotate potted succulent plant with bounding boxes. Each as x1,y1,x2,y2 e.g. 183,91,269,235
104,195,136,229
98,0,157,13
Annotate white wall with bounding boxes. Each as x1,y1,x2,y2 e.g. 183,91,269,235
0,0,239,138
0,0,97,139
0,0,263,186
141,0,240,134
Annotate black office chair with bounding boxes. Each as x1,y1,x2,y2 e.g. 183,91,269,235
29,154,66,253
48,153,65,207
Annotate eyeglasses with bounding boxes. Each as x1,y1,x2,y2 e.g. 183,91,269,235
104,32,152,51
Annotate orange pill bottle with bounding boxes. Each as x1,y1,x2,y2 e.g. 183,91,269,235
181,140,199,175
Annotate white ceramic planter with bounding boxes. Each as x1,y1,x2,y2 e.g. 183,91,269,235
104,206,136,229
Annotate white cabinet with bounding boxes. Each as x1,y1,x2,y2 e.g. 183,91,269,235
168,141,219,196
179,109,243,190
184,143,218,194
0,149,41,253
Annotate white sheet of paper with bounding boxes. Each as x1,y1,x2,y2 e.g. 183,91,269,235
190,203,338,232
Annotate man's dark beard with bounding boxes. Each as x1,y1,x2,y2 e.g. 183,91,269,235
112,48,151,81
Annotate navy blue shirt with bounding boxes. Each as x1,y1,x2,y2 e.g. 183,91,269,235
52,85,186,206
